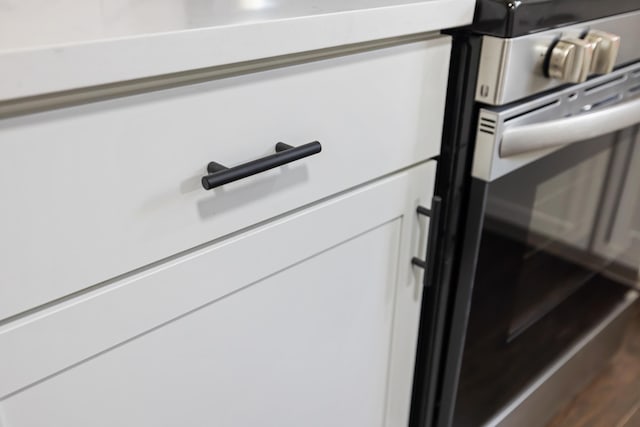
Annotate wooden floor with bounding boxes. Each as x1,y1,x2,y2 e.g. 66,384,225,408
546,304,640,427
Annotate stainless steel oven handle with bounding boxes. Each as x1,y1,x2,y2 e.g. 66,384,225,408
500,97,640,158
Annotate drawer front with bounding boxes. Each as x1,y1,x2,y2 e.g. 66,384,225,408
0,161,437,426
0,36,450,320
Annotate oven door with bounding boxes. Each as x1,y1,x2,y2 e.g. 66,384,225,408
442,63,640,427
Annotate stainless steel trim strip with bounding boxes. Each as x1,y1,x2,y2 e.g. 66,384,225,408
476,10,640,106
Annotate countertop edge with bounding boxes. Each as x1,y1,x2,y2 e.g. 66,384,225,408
0,0,474,102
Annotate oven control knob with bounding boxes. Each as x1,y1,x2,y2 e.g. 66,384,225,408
546,38,593,84
584,30,620,75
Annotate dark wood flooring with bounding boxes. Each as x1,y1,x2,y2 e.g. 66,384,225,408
546,304,640,427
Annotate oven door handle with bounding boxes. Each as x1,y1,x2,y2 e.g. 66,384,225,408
500,96,640,158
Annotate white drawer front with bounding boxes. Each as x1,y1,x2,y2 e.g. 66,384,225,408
0,161,437,426
0,37,450,320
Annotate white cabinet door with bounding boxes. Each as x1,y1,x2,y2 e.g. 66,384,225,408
0,161,436,427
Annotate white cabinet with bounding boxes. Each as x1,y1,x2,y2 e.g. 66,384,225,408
0,36,450,321
0,29,450,426
0,161,436,427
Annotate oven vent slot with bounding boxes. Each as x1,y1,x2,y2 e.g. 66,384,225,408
585,94,622,112
584,75,626,94
479,117,496,135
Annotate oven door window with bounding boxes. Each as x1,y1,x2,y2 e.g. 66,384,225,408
454,126,640,427
487,128,639,340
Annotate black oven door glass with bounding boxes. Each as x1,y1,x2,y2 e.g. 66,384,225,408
454,127,640,427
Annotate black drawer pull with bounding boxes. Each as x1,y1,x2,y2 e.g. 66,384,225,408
201,141,322,190
411,196,443,287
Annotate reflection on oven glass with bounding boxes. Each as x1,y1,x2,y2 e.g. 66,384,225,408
486,126,640,291
455,126,640,427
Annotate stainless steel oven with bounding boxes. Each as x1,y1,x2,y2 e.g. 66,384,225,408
413,8,640,427
452,62,640,427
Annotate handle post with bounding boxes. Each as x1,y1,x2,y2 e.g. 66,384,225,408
412,196,443,288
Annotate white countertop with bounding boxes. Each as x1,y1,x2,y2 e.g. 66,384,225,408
0,0,474,101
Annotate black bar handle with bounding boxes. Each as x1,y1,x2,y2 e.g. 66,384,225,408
201,141,321,190
411,196,443,288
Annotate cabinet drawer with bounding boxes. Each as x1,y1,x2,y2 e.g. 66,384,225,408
0,161,436,426
0,36,450,320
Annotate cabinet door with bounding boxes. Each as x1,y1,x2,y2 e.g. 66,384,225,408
0,161,436,427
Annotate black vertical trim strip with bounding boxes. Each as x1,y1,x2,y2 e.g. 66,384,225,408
435,179,489,427
408,32,483,427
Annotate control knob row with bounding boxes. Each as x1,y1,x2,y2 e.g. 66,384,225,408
546,30,620,84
